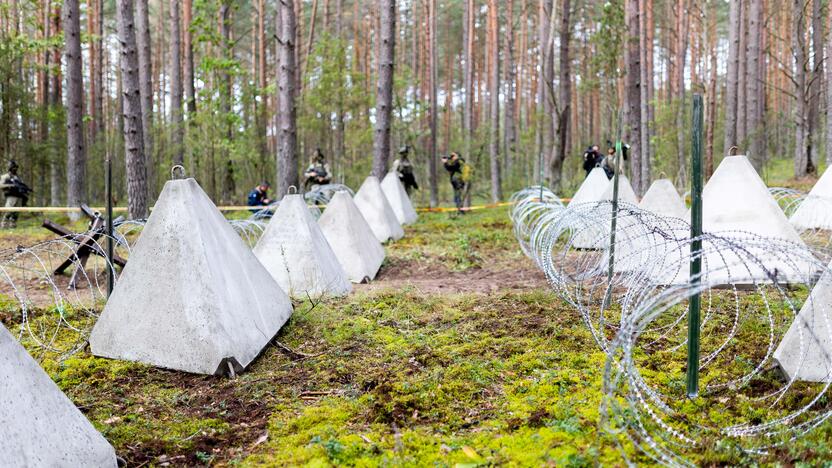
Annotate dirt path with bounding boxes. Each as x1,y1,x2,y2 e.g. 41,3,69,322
356,257,548,294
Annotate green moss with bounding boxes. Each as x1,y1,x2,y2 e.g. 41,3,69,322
7,206,832,465
55,355,145,389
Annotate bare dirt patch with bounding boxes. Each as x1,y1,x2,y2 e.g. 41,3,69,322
357,256,548,294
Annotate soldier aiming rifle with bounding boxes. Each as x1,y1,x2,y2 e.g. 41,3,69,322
304,148,332,190
0,160,32,229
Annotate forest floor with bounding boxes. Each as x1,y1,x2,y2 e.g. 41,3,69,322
3,205,832,466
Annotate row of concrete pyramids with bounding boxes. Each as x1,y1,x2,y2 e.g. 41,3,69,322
790,166,832,231
569,157,832,383
570,156,813,280
1,173,418,465
92,173,417,375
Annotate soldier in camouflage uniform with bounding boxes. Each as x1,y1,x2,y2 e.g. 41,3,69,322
0,161,31,229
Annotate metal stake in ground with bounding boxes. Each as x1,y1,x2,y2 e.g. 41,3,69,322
687,94,704,397
603,141,623,310
106,156,114,297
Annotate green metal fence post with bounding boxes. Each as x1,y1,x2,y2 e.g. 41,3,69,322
106,156,114,298
687,94,704,397
603,141,623,310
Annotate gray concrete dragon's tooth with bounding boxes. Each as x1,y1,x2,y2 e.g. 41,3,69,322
568,167,610,207
639,179,687,219
1,324,117,467
602,174,639,204
775,265,832,382
353,176,404,243
254,194,352,298
319,191,386,282
381,172,418,224
90,178,293,375
790,166,832,231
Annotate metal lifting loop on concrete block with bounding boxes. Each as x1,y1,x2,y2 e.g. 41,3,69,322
170,165,186,180
287,185,298,195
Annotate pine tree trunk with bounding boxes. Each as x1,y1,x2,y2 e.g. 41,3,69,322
135,0,154,193
371,0,396,178
277,0,299,196
487,0,501,202
638,0,650,192
116,0,149,218
794,0,810,177
746,0,764,170
736,1,747,146
50,3,63,206
537,0,554,183
39,1,50,206
705,3,717,178
826,0,832,166
549,0,571,193
219,1,234,202
86,0,98,144
463,0,475,162
504,0,516,185
334,0,345,181
427,0,439,206
645,0,654,132
807,0,823,172
624,0,642,190
95,0,104,136
256,0,268,173
170,0,183,165
724,0,741,152
673,0,688,187
64,0,86,215
183,0,196,114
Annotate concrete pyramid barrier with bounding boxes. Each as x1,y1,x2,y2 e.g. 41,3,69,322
381,172,418,225
639,179,687,219
254,194,352,298
656,156,815,285
609,179,688,275
774,265,832,382
791,166,832,230
1,324,117,466
600,176,644,270
319,191,386,282
90,178,293,375
354,176,404,243
568,168,615,249
701,156,804,242
602,174,639,204
568,167,610,207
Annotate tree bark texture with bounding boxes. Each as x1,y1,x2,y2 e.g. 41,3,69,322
427,0,439,206
64,0,86,214
135,0,154,193
170,0,183,165
277,0,299,196
117,0,149,218
724,0,741,153
624,0,642,192
549,0,571,193
371,0,396,178
487,0,501,202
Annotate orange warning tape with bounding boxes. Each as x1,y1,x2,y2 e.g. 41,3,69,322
0,198,574,214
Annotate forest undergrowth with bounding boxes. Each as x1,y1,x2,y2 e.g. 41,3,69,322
3,208,832,466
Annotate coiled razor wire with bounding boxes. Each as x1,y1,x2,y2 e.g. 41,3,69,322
0,202,331,361
0,219,142,362
510,186,832,465
245,184,350,221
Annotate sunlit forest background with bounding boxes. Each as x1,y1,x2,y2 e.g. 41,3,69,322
0,0,827,214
